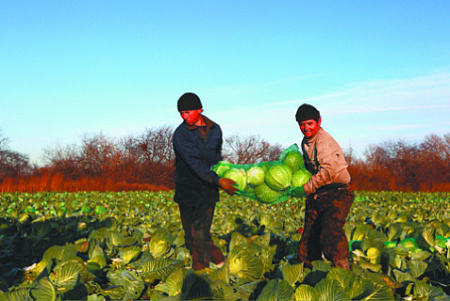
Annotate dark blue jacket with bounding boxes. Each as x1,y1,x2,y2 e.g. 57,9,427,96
173,115,222,206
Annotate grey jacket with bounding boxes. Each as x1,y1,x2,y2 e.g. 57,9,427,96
301,128,351,194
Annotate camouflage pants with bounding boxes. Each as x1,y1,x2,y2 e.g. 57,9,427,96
179,203,225,270
298,186,354,270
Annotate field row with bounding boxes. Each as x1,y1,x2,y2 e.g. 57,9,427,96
0,191,450,300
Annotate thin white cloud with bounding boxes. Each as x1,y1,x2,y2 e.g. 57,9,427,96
217,72,450,157
215,72,450,115
366,120,450,131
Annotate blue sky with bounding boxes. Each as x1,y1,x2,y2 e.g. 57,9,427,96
1,1,450,165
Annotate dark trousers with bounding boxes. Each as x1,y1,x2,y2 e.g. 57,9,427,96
179,202,225,270
298,187,354,270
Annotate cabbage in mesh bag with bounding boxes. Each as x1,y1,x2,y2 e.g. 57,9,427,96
213,144,311,204
222,168,247,191
265,164,293,191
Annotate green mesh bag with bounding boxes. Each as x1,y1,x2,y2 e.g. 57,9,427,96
213,144,312,204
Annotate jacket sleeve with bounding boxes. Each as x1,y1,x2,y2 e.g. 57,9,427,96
173,129,221,185
304,144,334,194
215,127,224,164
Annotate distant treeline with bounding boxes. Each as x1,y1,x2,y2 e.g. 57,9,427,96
0,127,449,192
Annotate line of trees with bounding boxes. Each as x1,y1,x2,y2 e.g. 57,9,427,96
347,134,450,191
0,128,449,192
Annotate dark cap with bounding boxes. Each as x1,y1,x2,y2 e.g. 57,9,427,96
177,92,203,112
295,104,321,123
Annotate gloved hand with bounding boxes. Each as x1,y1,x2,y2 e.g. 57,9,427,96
218,178,239,195
289,186,306,198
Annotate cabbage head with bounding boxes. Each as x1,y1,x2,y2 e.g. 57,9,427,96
291,169,312,188
223,168,247,191
366,247,381,264
282,151,304,172
246,166,265,186
383,241,397,249
149,228,171,257
254,183,282,204
265,164,292,191
400,238,419,252
228,245,264,280
213,161,232,177
436,235,448,249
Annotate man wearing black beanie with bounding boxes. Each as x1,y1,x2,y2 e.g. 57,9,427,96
291,103,354,270
172,92,238,271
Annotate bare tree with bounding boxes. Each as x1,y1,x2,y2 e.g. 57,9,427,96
117,135,142,182
394,141,420,191
343,146,356,167
138,125,174,166
43,143,81,179
223,134,283,164
0,129,9,150
0,130,32,178
136,125,175,185
363,143,396,190
419,134,450,190
78,132,123,178
0,149,31,178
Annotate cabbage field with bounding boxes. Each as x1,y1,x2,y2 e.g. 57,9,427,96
1,191,450,300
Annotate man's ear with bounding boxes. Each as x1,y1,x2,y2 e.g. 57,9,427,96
318,118,322,126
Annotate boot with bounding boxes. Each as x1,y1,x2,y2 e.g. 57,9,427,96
210,243,225,268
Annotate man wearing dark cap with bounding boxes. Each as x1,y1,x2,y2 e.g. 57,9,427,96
173,92,238,271
291,103,354,270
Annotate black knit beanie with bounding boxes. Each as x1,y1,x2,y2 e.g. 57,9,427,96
295,104,321,123
177,92,203,111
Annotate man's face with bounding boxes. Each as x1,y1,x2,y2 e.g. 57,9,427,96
299,118,321,138
180,109,203,125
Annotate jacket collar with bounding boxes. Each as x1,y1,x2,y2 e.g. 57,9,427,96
186,115,215,131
